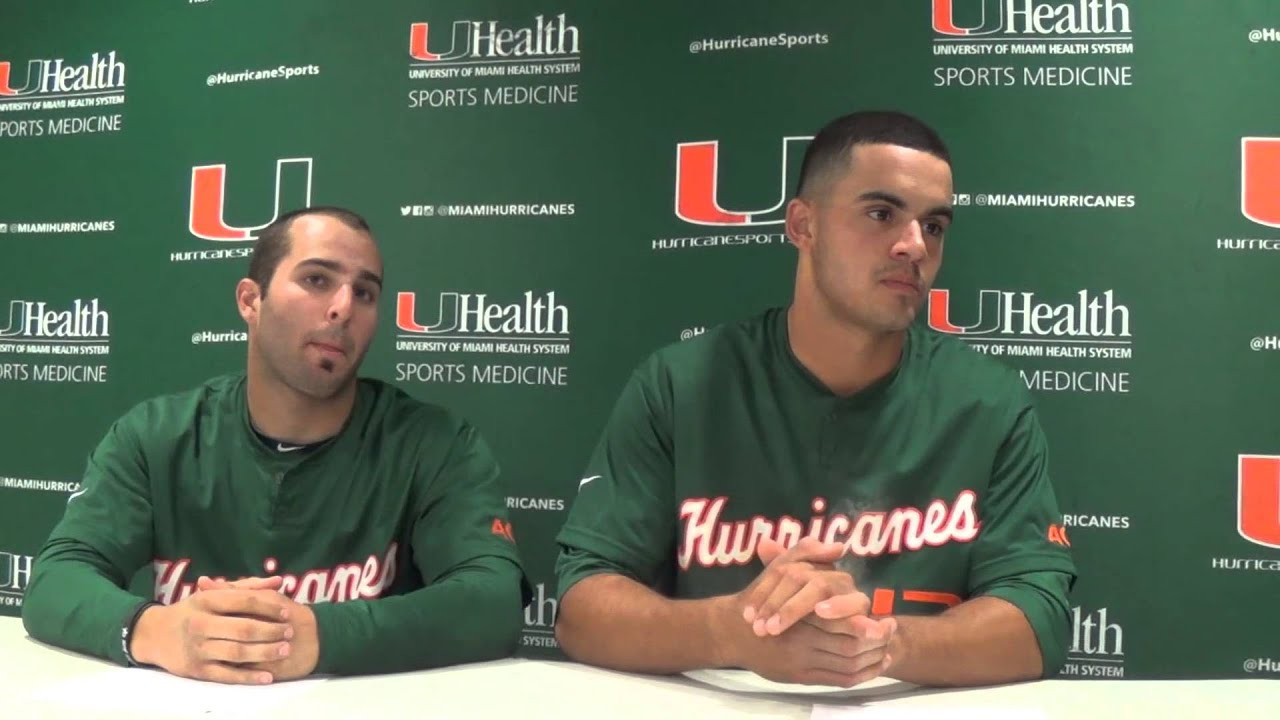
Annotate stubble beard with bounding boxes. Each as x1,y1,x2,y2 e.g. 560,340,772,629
257,311,356,401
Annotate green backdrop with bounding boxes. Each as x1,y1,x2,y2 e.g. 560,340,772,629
2,0,1278,679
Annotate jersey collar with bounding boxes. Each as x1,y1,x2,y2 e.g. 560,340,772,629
771,306,913,409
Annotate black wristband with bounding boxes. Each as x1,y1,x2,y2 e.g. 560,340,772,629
121,600,160,667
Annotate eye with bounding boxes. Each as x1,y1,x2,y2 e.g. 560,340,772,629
304,274,328,288
923,222,946,237
355,286,378,303
868,207,892,222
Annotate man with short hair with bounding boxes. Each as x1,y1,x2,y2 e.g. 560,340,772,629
23,207,529,684
554,111,1076,688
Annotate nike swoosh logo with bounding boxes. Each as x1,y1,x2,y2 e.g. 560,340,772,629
578,475,601,490
67,487,88,504
277,443,303,452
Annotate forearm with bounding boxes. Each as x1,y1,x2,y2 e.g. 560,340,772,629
309,556,524,675
21,538,147,665
555,573,735,674
887,596,1042,686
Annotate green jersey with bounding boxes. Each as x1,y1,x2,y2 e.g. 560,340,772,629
22,374,529,675
556,308,1077,674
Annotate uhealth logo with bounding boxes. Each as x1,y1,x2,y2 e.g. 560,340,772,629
931,0,1132,36
1061,607,1124,677
0,551,33,601
0,51,126,97
928,289,1131,339
408,14,579,62
396,291,569,339
188,158,313,240
0,299,110,341
674,136,811,226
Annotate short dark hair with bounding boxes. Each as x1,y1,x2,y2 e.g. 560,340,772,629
795,111,951,199
247,206,372,296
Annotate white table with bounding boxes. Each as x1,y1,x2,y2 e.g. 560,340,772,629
1,617,1276,719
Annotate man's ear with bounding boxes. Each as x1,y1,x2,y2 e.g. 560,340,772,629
786,197,815,252
235,278,262,325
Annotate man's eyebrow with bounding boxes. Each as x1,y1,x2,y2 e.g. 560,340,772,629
855,191,953,220
297,258,383,287
926,205,954,221
856,190,907,209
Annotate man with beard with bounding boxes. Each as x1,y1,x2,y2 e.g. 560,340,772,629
554,111,1076,687
23,207,529,684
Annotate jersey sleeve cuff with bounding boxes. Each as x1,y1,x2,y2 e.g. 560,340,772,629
554,526,660,590
553,539,649,603
979,571,1073,677
309,601,357,675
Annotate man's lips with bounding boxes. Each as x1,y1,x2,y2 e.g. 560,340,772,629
309,341,347,356
881,277,921,292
